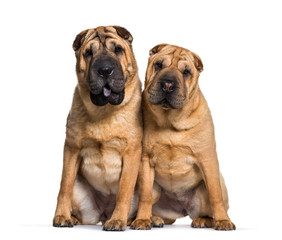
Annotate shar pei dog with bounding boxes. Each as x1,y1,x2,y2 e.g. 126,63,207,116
131,44,236,231
53,26,142,231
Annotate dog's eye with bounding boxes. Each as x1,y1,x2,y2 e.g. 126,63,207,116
84,49,93,58
115,46,124,54
155,62,163,70
183,69,191,76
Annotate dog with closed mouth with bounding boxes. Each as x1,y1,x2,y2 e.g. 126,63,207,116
53,26,142,231
131,44,236,231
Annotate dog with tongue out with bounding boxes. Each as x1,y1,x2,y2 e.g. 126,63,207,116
53,26,142,231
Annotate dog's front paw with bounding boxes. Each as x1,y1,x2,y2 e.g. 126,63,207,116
130,219,151,230
214,220,236,231
103,219,126,231
53,215,73,227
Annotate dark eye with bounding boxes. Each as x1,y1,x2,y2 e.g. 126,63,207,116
183,69,191,76
115,46,124,54
155,61,163,70
84,49,93,58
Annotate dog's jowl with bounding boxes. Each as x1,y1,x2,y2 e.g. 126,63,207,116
131,44,236,231
53,26,142,231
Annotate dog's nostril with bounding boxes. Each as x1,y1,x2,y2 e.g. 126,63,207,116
162,81,174,93
98,66,114,78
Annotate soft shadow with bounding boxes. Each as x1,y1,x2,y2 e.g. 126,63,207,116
18,223,102,230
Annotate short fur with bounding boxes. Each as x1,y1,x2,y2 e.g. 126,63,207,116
131,44,235,231
53,26,142,231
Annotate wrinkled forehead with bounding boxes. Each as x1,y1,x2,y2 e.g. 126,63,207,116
151,46,194,70
82,26,125,49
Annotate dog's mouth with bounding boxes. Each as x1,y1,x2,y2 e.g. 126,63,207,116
147,86,176,110
89,84,125,106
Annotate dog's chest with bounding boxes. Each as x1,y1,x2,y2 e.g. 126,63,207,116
150,143,202,193
79,139,124,195
83,114,132,142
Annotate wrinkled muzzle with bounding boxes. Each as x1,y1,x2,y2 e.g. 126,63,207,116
147,72,187,109
87,54,125,106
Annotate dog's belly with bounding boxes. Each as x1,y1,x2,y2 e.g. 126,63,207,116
79,146,122,195
152,145,202,193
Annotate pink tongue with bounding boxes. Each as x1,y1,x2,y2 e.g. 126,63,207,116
103,87,111,97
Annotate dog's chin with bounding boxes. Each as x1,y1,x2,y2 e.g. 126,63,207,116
89,89,125,106
160,99,175,110
148,98,175,110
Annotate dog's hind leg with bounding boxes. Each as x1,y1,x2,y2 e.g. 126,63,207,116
71,175,101,225
190,175,232,229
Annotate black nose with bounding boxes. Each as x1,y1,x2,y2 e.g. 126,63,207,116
161,81,174,93
97,66,114,78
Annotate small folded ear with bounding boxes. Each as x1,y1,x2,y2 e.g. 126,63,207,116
113,26,133,44
191,52,203,73
149,43,168,56
73,29,88,52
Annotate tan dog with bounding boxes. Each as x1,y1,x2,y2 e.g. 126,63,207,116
131,44,236,230
53,26,142,231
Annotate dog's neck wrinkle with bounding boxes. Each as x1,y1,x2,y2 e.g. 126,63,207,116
171,91,204,131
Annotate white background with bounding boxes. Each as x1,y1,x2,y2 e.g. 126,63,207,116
0,0,281,239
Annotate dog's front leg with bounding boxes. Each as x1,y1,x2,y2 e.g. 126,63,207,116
53,142,81,227
103,145,141,231
130,155,155,230
197,151,236,230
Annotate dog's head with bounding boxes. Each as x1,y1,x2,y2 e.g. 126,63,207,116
73,26,136,106
144,44,203,110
